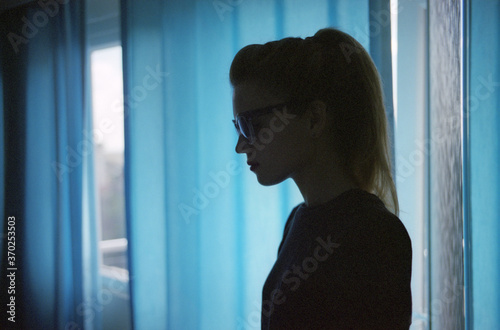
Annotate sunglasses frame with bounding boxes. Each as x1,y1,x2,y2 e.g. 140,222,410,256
233,102,289,144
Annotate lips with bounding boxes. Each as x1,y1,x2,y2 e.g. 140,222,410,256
247,161,259,171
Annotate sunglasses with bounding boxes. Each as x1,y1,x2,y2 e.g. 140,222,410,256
232,103,289,144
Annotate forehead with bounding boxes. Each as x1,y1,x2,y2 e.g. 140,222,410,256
232,82,285,116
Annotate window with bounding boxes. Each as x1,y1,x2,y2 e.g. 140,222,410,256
391,1,429,328
86,0,132,328
90,46,128,270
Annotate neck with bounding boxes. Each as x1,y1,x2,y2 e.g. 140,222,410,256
292,150,358,207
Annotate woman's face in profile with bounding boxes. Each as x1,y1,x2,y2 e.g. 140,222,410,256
232,82,314,186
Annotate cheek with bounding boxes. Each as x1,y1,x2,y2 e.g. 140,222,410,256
250,129,313,186
259,126,312,164
251,114,297,146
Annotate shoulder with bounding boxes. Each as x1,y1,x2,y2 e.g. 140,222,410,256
358,204,412,258
338,189,411,250
331,190,412,273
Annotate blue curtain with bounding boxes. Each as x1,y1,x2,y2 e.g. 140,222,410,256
467,0,500,328
121,0,395,329
0,2,100,329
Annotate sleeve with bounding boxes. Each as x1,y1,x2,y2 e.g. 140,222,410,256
351,214,413,329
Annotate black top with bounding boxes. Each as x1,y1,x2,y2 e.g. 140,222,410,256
261,189,412,329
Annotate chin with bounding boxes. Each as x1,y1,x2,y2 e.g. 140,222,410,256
255,173,288,186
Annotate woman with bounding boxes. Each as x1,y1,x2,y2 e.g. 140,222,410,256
230,28,412,329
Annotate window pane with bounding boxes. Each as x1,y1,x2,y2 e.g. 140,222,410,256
90,46,127,268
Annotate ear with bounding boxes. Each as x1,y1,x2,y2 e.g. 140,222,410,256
306,100,328,137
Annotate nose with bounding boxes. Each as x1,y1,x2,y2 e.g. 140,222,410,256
235,134,250,154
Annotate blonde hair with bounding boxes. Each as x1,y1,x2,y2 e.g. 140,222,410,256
230,28,399,215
